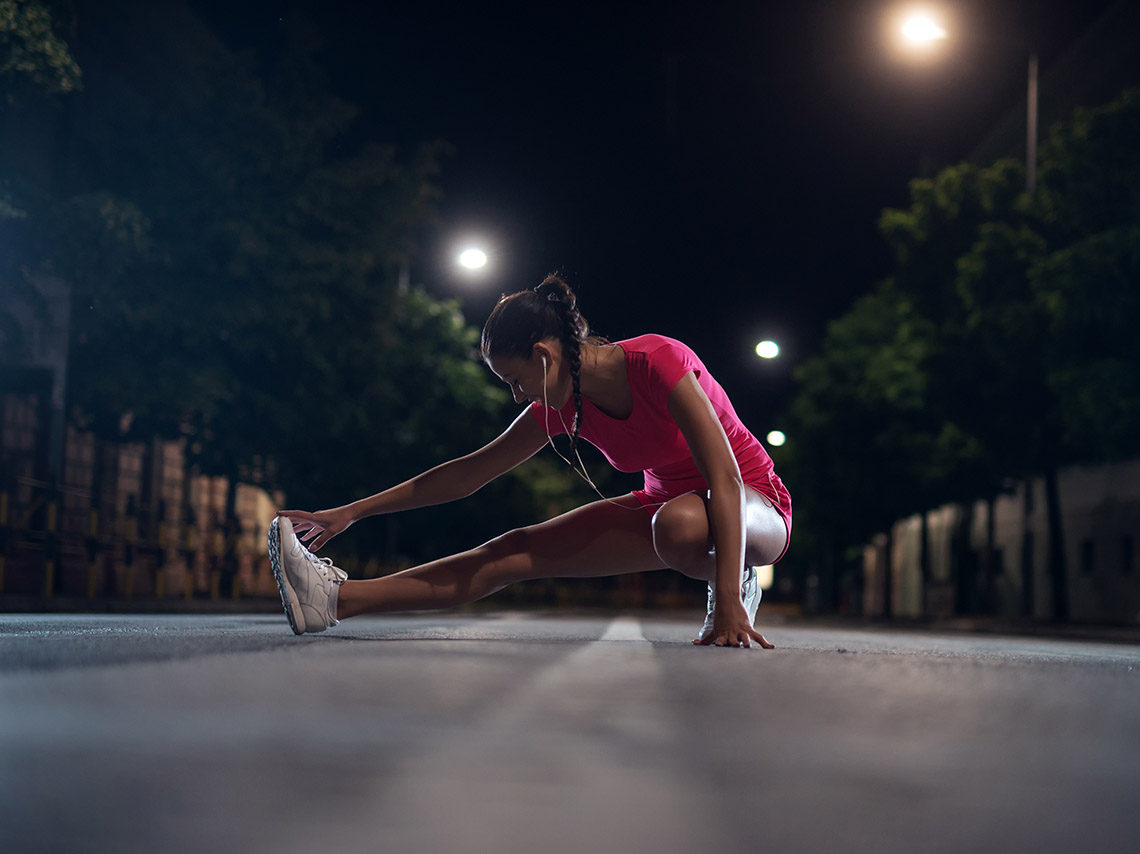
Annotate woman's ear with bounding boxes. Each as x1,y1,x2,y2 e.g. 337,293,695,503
531,342,554,370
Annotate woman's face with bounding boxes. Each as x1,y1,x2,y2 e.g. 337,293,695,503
486,340,567,407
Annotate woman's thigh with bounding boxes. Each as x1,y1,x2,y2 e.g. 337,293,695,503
652,486,787,578
508,493,669,580
743,487,789,566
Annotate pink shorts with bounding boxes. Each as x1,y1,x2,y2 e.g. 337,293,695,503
631,480,792,564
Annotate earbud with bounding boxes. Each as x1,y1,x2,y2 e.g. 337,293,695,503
541,355,548,372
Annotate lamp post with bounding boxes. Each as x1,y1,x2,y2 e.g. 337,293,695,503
898,11,1039,194
1026,53,1038,193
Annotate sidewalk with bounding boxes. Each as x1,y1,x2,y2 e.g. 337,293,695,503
4,595,1139,645
767,612,1140,646
0,595,282,616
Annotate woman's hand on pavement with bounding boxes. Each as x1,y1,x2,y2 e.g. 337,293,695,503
694,602,775,649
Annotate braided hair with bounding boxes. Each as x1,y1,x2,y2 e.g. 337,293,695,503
481,274,607,456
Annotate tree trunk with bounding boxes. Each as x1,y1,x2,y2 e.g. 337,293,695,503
89,435,106,598
222,474,240,596
1021,478,1035,618
981,496,996,614
882,526,893,620
953,503,972,615
1044,466,1068,622
181,458,199,598
920,511,930,616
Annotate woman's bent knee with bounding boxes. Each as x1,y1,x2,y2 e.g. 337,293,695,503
651,494,712,571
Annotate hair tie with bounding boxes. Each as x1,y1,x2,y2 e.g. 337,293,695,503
534,282,559,301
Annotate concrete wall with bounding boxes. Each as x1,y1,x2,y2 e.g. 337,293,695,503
864,459,1140,624
1062,460,1140,622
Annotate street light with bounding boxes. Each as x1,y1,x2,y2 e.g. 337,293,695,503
755,340,780,360
900,13,947,45
892,7,952,61
766,430,786,447
894,8,1038,193
458,248,488,270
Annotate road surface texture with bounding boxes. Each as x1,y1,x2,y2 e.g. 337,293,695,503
2,611,1137,854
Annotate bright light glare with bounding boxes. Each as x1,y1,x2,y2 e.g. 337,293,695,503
458,248,488,269
901,14,947,43
757,564,774,591
755,340,780,359
766,430,786,447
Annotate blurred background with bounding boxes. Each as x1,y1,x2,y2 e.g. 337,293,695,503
2,0,1138,623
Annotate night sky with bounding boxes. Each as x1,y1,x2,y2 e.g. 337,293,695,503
191,0,1121,429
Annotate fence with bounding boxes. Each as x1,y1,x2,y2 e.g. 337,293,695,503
1,391,283,602
0,389,710,613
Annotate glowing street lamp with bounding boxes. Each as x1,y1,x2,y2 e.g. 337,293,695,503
755,340,780,360
458,248,488,270
891,8,1039,193
900,13,947,45
766,430,786,447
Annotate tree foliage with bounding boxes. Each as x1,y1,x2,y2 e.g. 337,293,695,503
1032,90,1140,461
25,11,457,488
0,0,80,223
0,0,81,101
0,3,587,562
783,89,1140,597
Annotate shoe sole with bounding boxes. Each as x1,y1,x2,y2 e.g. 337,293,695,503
268,517,305,635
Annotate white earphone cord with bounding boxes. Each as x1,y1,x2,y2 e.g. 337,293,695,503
541,360,663,511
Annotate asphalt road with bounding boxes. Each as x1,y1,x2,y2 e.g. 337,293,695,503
1,611,1137,854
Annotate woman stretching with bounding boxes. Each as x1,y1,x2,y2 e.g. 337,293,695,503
269,275,791,648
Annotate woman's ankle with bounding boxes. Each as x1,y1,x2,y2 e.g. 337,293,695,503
335,579,356,620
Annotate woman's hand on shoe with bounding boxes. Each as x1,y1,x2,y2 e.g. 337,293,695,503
277,507,354,552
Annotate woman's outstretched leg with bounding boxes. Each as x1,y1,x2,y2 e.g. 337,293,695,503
335,495,666,619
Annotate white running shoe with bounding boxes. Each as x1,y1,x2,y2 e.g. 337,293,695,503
699,566,762,640
268,516,347,635
741,564,761,622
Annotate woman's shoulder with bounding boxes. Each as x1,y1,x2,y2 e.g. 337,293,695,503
616,333,693,358
617,335,704,393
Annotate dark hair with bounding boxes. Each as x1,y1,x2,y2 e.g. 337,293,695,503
481,274,606,456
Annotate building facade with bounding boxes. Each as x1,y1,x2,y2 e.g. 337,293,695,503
864,460,1140,624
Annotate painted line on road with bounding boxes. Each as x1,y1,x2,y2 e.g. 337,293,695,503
370,613,704,853
598,616,646,642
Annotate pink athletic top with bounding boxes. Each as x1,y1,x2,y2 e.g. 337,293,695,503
529,334,792,556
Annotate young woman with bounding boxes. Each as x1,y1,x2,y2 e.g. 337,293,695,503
269,275,791,648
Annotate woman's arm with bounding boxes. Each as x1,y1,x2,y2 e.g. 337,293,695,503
281,408,549,550
667,373,773,649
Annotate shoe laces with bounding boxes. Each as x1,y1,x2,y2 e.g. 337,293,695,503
302,548,348,583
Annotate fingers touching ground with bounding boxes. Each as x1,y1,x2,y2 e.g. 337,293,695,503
692,628,775,649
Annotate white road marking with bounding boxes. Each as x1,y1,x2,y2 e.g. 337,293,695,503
598,615,646,642
368,616,704,853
